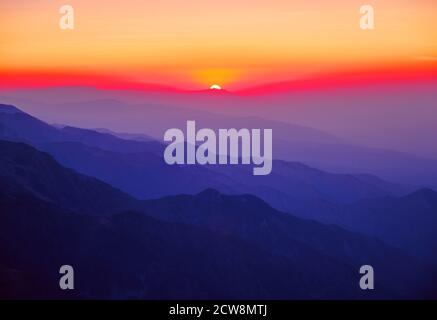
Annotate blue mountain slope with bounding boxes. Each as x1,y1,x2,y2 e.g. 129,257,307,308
0,103,412,203
299,189,437,265
0,139,433,298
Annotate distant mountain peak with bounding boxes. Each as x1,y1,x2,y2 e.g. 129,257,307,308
0,103,23,114
195,188,273,211
403,187,437,203
61,126,101,135
197,188,222,197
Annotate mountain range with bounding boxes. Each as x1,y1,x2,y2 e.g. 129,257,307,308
1,102,437,298
0,103,414,202
0,139,434,299
2,85,437,189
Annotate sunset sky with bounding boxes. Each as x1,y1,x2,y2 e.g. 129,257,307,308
1,0,436,90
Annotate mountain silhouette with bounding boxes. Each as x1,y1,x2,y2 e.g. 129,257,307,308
0,140,134,215
0,103,412,203
4,191,355,299
297,188,437,265
0,139,432,298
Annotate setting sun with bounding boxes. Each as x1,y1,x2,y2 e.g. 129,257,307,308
210,84,222,90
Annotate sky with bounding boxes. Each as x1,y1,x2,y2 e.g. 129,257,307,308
0,0,436,90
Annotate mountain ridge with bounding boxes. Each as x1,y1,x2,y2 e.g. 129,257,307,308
0,138,432,298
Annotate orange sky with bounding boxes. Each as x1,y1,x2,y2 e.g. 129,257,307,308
1,0,436,90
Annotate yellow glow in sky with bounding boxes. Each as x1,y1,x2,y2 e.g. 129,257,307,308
0,0,436,89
